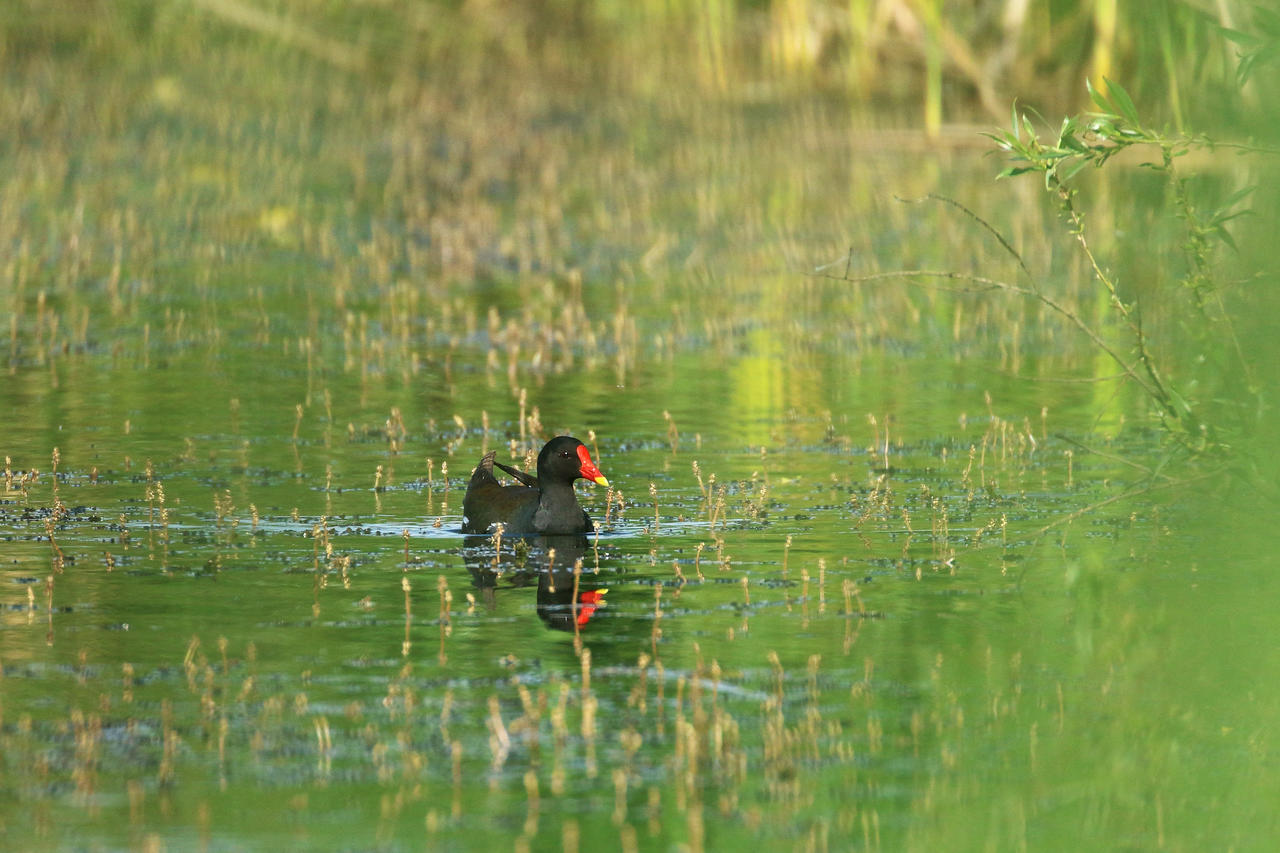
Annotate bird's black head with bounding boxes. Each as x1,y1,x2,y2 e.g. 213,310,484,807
536,436,608,487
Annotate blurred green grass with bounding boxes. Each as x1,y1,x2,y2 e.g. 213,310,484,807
4,0,1276,130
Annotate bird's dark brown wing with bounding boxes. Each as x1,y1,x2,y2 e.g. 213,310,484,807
494,461,539,488
462,452,541,533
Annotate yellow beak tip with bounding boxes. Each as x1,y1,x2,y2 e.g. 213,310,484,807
593,475,610,487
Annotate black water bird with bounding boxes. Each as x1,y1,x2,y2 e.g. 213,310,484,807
461,436,609,535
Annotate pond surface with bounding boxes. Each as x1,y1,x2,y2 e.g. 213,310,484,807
2,14,1279,852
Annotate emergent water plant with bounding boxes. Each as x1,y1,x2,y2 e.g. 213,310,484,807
823,73,1269,468
984,78,1268,455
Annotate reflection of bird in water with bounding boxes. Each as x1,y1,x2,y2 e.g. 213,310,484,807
460,533,607,632
536,568,608,632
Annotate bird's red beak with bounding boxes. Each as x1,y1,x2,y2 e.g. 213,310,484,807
577,589,608,627
576,445,609,487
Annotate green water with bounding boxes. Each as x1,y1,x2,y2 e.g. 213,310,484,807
3,6,1279,852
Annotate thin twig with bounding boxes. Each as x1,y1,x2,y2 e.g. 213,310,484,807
896,194,1033,281
809,267,1163,402
1052,434,1169,481
1033,467,1220,536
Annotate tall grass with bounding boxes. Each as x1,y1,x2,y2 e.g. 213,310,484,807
1,1,1268,126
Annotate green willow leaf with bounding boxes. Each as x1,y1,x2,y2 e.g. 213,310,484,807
1104,78,1141,127
1085,78,1111,113
1214,225,1240,253
996,166,1038,179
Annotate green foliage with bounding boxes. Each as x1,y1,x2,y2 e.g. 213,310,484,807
987,78,1269,456
990,79,1202,184
1218,4,1280,85
0,0,1264,129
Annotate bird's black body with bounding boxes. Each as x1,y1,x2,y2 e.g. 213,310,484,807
460,436,608,535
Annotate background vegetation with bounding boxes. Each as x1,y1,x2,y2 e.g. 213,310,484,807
4,0,1277,132
5,1,1275,467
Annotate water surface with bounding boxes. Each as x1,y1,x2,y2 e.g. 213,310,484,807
2,11,1278,852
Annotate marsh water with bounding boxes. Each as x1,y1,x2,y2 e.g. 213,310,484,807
3,10,1280,852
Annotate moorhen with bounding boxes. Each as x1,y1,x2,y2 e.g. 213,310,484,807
461,436,609,535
